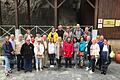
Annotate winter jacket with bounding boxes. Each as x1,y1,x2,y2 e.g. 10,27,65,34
79,41,86,52
20,43,34,59
2,42,13,56
63,41,73,58
47,32,58,42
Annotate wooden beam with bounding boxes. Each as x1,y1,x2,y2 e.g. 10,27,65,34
46,0,55,8
15,0,19,29
87,0,95,9
57,0,66,8
26,0,31,24
54,0,58,28
0,1,2,25
94,0,99,29
18,0,26,8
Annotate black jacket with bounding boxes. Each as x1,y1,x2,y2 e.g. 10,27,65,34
20,43,34,59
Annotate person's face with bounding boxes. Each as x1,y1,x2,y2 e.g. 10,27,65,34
36,34,40,37
26,39,30,44
76,24,80,29
80,38,84,41
58,25,62,30
27,30,31,34
104,39,108,45
52,28,55,32
85,27,89,32
10,35,15,40
42,35,47,40
5,36,9,42
100,35,104,41
92,39,96,44
86,36,90,41
67,38,71,42
18,36,23,41
73,38,77,42
37,41,41,44
50,38,54,43
66,27,70,32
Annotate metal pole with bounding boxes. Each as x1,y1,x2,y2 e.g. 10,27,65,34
15,0,19,29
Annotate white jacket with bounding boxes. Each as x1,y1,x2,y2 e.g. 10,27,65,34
34,43,44,57
48,42,56,54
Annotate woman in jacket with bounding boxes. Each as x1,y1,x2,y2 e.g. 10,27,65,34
2,36,14,76
47,27,58,43
55,37,64,69
63,37,73,68
34,38,44,71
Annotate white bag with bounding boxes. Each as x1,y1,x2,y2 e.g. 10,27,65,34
110,51,115,58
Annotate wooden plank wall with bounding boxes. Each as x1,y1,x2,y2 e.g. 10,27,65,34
98,0,120,39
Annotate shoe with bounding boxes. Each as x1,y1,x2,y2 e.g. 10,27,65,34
85,67,89,71
40,69,42,71
50,65,54,68
89,70,94,74
8,70,12,74
5,73,9,76
24,70,27,73
36,69,39,72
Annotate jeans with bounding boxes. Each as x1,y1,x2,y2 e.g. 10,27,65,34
35,57,42,70
4,56,11,73
74,52,78,67
24,58,32,71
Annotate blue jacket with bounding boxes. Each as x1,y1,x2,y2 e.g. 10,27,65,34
79,41,86,52
2,42,13,56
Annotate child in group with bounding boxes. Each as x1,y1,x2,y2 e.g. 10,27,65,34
63,37,73,68
34,38,44,71
55,37,64,69
48,38,56,68
73,37,79,68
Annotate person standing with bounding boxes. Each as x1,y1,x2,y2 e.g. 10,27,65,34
56,25,64,40
63,37,73,68
2,36,14,76
48,27,58,43
20,37,34,73
89,38,100,74
42,35,48,68
9,34,16,69
73,24,83,41
55,37,64,69
63,26,73,41
48,38,56,68
73,37,79,68
34,38,44,71
15,34,25,71
101,39,111,75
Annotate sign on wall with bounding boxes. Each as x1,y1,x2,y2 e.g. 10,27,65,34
115,20,120,26
103,19,115,27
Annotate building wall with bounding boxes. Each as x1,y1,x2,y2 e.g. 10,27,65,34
98,0,120,39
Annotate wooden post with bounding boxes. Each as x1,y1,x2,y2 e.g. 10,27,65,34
94,0,99,29
0,1,2,36
46,0,66,28
15,0,19,29
54,0,58,28
26,0,31,24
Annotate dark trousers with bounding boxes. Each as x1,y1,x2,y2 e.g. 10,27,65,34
91,58,96,72
24,58,32,72
56,56,62,68
65,58,72,68
101,51,109,74
17,54,24,70
49,54,55,65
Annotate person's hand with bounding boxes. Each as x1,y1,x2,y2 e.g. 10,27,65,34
64,52,66,55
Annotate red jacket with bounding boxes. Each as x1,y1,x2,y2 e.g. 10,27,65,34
63,41,73,58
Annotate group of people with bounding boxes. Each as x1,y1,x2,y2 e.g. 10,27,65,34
2,24,112,76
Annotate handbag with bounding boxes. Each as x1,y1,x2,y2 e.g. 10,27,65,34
79,52,84,57
110,51,115,58
36,51,44,59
